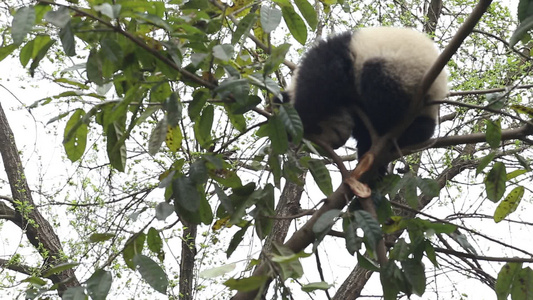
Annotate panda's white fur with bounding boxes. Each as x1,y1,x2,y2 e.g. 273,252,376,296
276,27,448,158
350,27,448,117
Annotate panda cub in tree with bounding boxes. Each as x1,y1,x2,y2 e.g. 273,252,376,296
277,27,448,158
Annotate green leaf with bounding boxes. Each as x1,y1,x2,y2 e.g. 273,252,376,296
353,210,382,251
294,0,317,30
224,275,269,292
87,49,104,85
515,153,532,171
199,190,213,225
135,13,173,32
389,238,410,260
511,15,533,46
507,169,527,181
518,0,533,21
485,119,501,149
281,6,307,45
227,225,249,258
199,263,237,279
123,233,146,270
494,186,524,223
403,175,418,209
148,118,167,155
155,202,174,221
172,176,201,212
511,267,533,300
193,105,214,149
232,13,257,44
106,120,127,172
63,109,88,162
307,159,333,196
301,281,331,292
484,162,507,202
12,6,36,45
357,252,379,271
44,7,71,28
147,227,163,256
29,36,55,77
401,259,426,296
21,276,47,286
312,209,341,235
61,287,87,300
269,153,282,188
166,125,183,152
476,152,496,175
260,6,282,33
380,261,401,300
86,269,112,300
101,38,124,63
213,44,234,61
189,88,209,121
163,93,182,127
43,262,79,277
89,233,115,243
264,43,291,75
343,218,362,255
271,244,305,280
267,115,288,155
272,0,291,8
495,262,522,300
133,254,168,294
93,3,121,19
424,241,438,267
19,40,33,67
416,178,439,198
215,79,250,104
0,44,18,62
59,24,76,56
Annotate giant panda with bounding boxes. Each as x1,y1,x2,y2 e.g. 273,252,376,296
276,27,448,159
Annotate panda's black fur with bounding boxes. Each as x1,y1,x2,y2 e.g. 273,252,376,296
277,27,448,158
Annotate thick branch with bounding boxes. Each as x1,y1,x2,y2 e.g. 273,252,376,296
0,103,80,294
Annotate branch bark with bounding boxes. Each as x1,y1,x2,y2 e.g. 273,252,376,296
0,103,80,295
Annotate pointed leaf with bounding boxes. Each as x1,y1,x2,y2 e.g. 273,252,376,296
44,7,70,28
63,109,88,162
165,125,183,152
260,6,282,33
511,267,533,300
106,121,126,172
495,262,522,300
267,115,288,155
307,159,333,196
401,259,426,296
172,176,201,212
485,119,501,149
133,254,168,294
484,162,507,202
12,6,36,45
199,263,237,279
213,44,234,61
232,13,257,44
148,118,167,155
59,24,76,56
353,210,382,251
86,269,112,300
476,152,496,175
494,186,524,223
281,6,307,45
294,0,317,30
